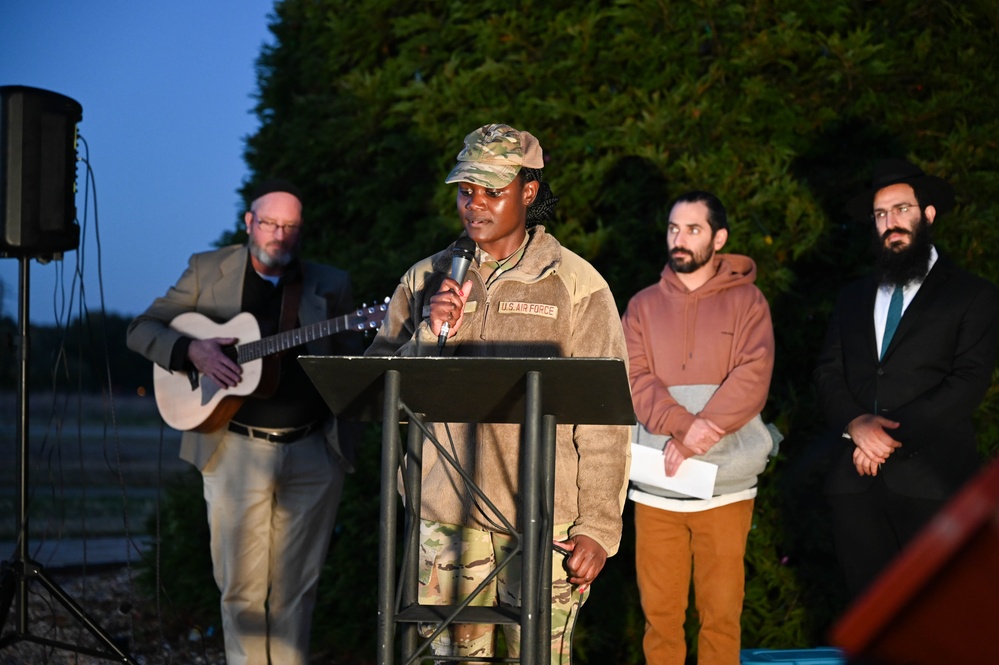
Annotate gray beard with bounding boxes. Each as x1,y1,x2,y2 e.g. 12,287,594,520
249,237,296,269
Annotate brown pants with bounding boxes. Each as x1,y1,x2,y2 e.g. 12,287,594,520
635,499,754,665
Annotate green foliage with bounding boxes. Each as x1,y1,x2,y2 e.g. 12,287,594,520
137,468,221,634
227,0,999,660
572,502,645,664
309,424,385,660
242,0,999,311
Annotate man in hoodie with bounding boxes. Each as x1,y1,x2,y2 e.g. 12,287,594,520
621,190,775,665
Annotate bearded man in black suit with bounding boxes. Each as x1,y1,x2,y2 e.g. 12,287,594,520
815,158,999,598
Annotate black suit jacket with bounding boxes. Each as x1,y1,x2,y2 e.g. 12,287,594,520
815,254,999,499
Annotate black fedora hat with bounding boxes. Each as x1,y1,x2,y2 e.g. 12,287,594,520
845,158,955,222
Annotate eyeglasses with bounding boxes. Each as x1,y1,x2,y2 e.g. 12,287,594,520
254,218,302,234
871,203,920,223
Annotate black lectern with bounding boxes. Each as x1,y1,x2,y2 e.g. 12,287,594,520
300,356,634,665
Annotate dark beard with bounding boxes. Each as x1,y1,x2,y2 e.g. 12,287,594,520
669,247,712,274
872,213,933,287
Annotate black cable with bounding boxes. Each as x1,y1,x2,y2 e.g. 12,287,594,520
80,141,138,645
14,132,147,657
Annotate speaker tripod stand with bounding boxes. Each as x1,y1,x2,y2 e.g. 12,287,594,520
0,255,138,664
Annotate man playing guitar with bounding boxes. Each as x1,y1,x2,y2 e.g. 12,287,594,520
127,179,366,665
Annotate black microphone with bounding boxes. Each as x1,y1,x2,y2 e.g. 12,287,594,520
438,236,476,349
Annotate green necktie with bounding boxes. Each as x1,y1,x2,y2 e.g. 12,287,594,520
880,286,904,360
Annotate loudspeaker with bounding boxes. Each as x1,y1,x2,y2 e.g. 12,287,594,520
0,85,83,258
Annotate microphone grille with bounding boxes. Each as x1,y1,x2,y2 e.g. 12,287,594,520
453,235,476,257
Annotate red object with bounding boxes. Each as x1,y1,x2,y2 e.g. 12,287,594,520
830,456,999,665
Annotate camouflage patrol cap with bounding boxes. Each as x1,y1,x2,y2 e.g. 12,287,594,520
444,123,545,188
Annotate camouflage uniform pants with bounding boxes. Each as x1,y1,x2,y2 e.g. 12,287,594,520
418,520,589,664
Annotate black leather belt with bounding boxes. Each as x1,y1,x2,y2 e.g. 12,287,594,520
228,420,323,444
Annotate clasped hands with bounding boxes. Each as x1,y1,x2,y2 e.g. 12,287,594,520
846,414,902,476
662,416,725,477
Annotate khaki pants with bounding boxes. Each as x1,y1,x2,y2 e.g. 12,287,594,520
417,520,588,664
202,429,345,665
635,499,754,665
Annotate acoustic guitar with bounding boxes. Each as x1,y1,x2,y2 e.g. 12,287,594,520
153,301,388,432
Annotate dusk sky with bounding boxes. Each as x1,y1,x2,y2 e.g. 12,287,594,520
1,0,278,325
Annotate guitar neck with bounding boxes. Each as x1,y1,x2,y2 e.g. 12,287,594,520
236,313,352,364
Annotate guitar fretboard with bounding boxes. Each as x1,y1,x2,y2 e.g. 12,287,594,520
234,309,377,364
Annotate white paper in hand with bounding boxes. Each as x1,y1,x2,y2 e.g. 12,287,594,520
629,443,718,500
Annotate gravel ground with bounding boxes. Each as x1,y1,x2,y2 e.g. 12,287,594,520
1,565,227,665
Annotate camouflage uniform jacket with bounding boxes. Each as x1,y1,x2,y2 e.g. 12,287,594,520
366,225,631,556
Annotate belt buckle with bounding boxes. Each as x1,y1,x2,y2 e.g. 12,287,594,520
270,422,313,443
262,428,292,443
232,420,318,444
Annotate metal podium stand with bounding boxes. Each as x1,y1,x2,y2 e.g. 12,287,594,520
300,356,634,665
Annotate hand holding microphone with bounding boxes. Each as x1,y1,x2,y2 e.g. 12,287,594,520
433,236,476,349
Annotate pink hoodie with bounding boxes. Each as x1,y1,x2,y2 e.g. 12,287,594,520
622,253,775,446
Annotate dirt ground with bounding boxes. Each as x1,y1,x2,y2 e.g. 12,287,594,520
0,393,227,663
1,564,227,665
